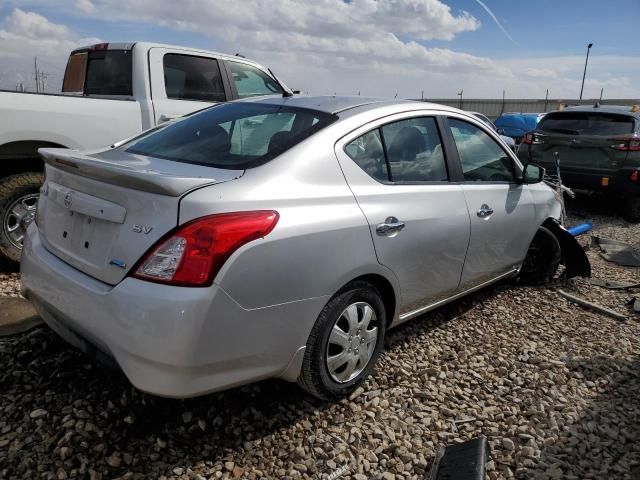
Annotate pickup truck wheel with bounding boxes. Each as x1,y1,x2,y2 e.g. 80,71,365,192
518,226,562,286
298,281,386,401
0,173,43,264
622,197,640,223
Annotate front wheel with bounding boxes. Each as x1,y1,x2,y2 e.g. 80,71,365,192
518,226,562,285
0,173,43,264
298,281,386,400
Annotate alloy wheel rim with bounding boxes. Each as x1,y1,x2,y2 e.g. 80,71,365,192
326,301,378,383
3,193,39,250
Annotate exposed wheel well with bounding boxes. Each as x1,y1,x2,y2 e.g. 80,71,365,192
341,274,397,328
0,140,67,179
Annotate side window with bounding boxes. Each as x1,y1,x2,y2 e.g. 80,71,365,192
448,118,515,182
226,61,283,98
344,130,388,182
163,54,226,102
380,117,448,182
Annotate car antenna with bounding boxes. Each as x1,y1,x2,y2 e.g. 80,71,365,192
268,68,294,97
234,53,246,58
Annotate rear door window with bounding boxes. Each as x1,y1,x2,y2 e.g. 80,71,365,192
381,117,448,182
124,103,336,169
226,61,283,98
344,130,388,182
539,112,635,136
163,54,226,102
344,116,448,183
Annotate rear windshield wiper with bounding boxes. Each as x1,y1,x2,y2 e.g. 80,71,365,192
540,127,581,135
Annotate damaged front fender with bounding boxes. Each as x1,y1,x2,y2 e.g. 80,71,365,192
543,219,591,279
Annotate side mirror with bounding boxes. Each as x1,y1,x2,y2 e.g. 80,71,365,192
523,163,545,184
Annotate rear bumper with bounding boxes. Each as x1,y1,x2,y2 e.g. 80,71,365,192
20,225,327,398
557,168,640,196
517,157,640,196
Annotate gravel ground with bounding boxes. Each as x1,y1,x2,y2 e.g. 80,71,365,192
1,195,639,480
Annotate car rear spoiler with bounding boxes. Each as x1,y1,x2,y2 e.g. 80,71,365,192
39,148,240,197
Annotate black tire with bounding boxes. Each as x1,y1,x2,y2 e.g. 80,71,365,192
518,226,562,286
0,172,43,264
622,197,640,223
298,281,386,400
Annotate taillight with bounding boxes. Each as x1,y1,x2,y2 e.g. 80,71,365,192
91,43,109,50
522,131,543,145
610,137,640,151
132,211,279,287
631,170,639,183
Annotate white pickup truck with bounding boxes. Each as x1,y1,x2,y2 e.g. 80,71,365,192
0,41,289,263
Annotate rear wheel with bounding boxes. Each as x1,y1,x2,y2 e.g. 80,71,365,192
622,197,640,223
298,281,386,400
518,226,562,285
0,173,43,264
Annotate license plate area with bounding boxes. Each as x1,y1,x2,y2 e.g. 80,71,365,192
44,209,119,268
39,183,125,269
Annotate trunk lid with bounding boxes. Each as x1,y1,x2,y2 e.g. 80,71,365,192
37,148,243,285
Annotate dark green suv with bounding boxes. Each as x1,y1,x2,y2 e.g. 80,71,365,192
518,105,640,221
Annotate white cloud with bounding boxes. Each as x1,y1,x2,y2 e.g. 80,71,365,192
0,2,638,99
75,0,96,14
5,8,71,38
0,8,99,91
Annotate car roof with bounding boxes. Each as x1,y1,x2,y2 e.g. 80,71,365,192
558,104,640,117
70,41,267,69
237,95,464,116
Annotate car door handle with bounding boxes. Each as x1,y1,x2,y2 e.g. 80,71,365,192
477,204,494,218
376,217,405,235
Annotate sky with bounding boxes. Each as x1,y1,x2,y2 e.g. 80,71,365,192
0,0,638,99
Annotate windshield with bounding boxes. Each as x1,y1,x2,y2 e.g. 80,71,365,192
538,112,634,136
124,102,337,169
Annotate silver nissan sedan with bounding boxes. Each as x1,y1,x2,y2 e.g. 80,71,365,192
20,96,589,400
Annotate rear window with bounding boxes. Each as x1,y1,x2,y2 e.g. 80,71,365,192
539,112,634,136
124,102,337,169
83,50,133,96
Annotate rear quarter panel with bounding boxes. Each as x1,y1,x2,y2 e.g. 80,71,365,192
177,128,400,311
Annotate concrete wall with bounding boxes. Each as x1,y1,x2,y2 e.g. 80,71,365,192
412,98,640,120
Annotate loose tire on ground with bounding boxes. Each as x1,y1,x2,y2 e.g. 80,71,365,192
622,197,640,223
518,226,562,286
0,172,43,264
298,281,386,400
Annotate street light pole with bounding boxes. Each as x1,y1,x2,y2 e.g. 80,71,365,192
579,43,593,100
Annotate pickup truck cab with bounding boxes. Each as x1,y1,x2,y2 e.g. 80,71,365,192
0,41,288,263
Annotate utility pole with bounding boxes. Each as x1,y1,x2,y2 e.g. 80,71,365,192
599,88,604,101
544,88,549,112
579,43,593,100
457,90,463,109
40,72,47,93
34,57,39,93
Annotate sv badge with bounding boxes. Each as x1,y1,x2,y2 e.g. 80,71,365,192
133,224,153,234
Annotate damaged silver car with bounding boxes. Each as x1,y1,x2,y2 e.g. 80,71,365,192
21,96,589,400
